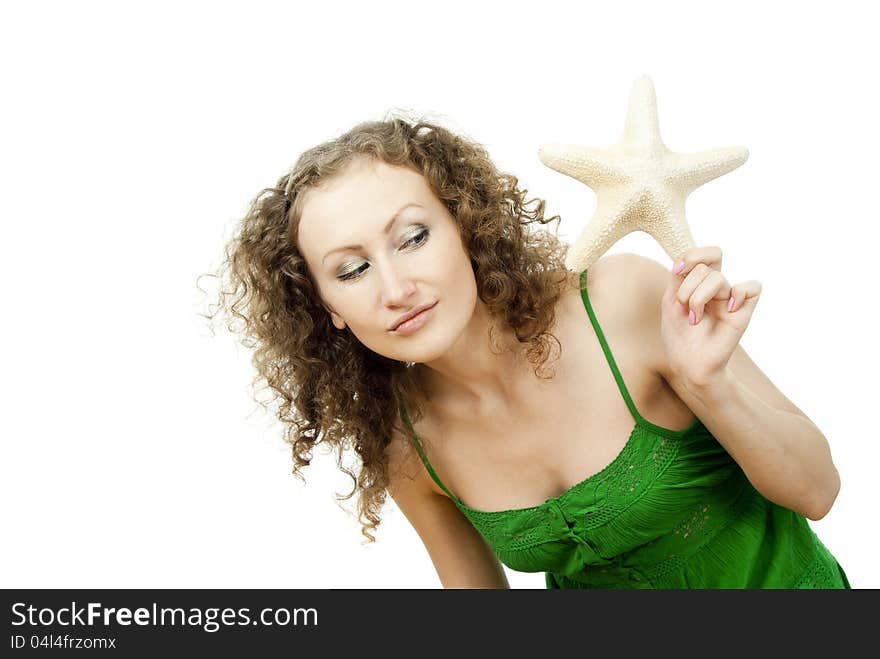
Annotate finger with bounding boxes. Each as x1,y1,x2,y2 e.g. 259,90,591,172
686,270,731,324
674,262,720,306
672,245,723,276
727,280,763,313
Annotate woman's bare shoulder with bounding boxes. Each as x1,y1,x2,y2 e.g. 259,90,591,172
385,424,424,492
384,413,447,500
558,253,644,325
383,412,510,588
584,252,670,374
584,252,659,293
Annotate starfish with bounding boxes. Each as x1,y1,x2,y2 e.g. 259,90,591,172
538,75,749,272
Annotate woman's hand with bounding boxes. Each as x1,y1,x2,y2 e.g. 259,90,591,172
661,246,762,388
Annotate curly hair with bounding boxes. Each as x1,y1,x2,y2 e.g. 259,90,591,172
199,109,579,543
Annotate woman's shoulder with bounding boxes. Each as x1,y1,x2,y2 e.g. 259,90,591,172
559,252,657,323
586,252,667,297
385,405,445,499
574,252,670,374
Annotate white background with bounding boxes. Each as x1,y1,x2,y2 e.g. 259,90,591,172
2,0,876,589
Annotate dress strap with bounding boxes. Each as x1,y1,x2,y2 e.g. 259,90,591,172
398,402,463,506
579,268,643,424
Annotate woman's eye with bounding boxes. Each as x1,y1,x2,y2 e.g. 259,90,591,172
337,228,429,282
402,227,429,249
338,263,368,281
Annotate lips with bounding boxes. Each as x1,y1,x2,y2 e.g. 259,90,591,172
390,302,437,331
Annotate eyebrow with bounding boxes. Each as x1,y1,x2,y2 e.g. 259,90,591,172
321,203,423,264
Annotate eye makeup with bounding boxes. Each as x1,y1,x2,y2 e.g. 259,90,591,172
336,226,430,282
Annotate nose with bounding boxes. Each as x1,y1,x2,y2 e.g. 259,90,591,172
377,260,418,307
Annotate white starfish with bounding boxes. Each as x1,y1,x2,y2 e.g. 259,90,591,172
538,75,749,272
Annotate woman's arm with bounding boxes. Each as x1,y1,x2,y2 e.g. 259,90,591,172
667,361,840,521
621,253,840,521
385,431,511,588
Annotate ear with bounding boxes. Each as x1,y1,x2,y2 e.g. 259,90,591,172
324,306,346,330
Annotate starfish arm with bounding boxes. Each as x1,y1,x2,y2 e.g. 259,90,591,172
538,143,629,188
634,189,698,262
664,146,749,192
619,75,665,152
563,195,646,272
642,211,698,263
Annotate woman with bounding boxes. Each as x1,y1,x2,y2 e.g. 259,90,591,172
205,112,849,588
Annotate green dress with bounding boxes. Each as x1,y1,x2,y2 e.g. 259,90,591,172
399,268,850,589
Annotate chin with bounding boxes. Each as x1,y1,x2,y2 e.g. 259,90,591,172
394,339,451,366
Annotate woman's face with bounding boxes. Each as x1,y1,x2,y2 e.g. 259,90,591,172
296,157,479,364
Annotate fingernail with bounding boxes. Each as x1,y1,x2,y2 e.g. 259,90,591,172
727,296,735,312
689,309,696,325
673,261,685,274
